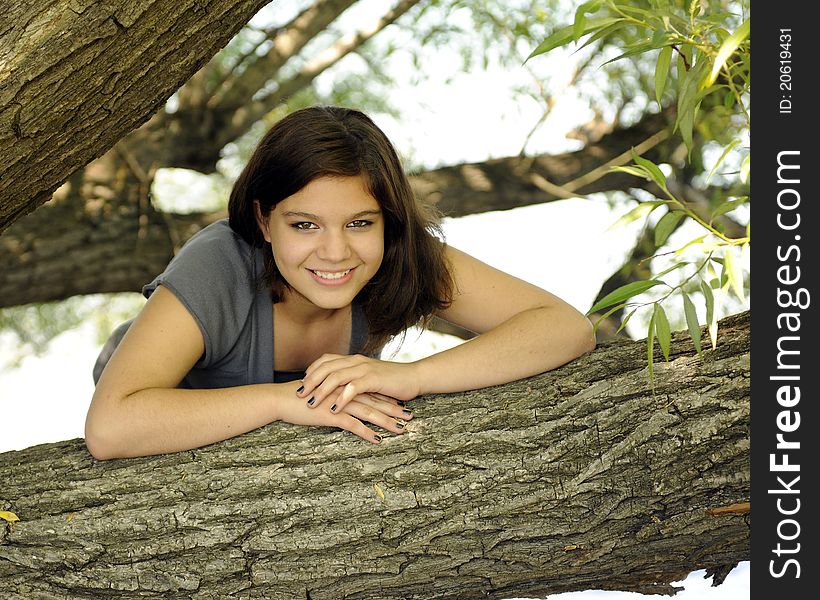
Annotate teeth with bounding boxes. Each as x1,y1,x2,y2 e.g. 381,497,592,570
312,269,351,280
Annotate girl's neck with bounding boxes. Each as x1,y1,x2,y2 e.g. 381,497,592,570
275,290,347,326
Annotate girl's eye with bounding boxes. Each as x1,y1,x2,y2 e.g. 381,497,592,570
292,222,318,230
347,220,372,228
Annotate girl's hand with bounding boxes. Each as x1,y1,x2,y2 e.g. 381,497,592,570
278,383,410,444
298,354,421,416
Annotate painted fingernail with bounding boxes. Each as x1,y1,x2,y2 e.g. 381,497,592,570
307,397,315,406
373,434,383,443
402,409,412,416
330,403,337,412
296,385,304,394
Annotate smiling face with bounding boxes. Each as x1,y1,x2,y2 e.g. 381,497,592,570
255,175,385,315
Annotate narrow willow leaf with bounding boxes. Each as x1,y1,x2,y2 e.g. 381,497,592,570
616,307,638,335
588,280,664,315
701,280,717,349
705,140,741,184
592,302,628,333
607,200,666,230
647,312,656,388
682,292,702,355
712,198,747,219
601,41,663,66
653,260,688,279
723,248,745,301
631,148,667,189
674,234,708,255
655,46,673,107
611,165,651,180
579,20,628,50
654,210,686,247
0,511,19,523
740,155,750,183
573,11,587,41
527,18,618,60
654,304,671,362
705,19,750,87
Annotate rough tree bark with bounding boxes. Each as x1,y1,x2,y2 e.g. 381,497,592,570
0,0,272,233
0,312,750,598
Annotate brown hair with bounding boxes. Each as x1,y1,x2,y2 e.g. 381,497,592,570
228,106,453,353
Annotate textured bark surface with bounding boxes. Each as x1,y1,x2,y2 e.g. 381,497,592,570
0,0,272,233
0,312,750,599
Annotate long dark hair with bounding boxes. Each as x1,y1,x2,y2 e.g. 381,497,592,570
228,106,453,353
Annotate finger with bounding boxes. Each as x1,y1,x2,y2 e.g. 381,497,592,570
336,413,384,444
301,355,365,399
351,394,413,423
309,364,370,409
343,400,408,436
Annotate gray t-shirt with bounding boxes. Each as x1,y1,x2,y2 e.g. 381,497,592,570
93,219,370,388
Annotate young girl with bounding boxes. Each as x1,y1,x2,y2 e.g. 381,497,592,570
86,106,595,460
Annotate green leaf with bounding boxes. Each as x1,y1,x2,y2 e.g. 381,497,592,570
701,280,717,349
611,165,651,180
654,303,671,362
705,19,750,88
592,302,627,333
682,291,702,355
647,311,656,387
588,280,664,315
608,200,666,230
527,18,618,60
723,248,745,302
601,40,662,66
655,46,673,107
711,198,747,219
654,210,686,247
631,148,667,189
653,260,688,279
617,307,638,335
740,155,750,183
705,140,741,184
579,20,628,51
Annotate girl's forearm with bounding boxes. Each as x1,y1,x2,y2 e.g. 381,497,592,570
85,382,295,460
413,306,595,395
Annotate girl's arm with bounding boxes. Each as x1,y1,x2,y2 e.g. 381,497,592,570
299,245,595,408
85,286,409,460
414,245,596,394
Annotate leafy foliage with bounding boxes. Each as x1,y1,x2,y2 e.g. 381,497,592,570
528,0,750,380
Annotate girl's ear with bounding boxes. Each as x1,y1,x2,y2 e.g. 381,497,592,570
253,200,272,243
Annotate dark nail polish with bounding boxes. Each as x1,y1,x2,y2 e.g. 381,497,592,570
402,409,412,416
307,397,315,406
330,404,337,412
395,421,405,429
397,401,407,407
296,385,304,394
374,434,383,443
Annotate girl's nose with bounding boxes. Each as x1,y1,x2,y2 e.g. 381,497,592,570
316,230,352,262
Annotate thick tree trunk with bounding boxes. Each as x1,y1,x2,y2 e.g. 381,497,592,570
0,0,272,233
0,312,750,599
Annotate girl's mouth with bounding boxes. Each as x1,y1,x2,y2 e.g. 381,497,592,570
309,268,355,286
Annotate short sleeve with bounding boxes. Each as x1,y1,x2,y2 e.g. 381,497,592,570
142,220,263,369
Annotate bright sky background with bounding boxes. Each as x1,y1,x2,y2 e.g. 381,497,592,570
0,1,749,597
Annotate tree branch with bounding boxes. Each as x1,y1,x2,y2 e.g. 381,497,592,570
0,0,273,234
0,312,750,598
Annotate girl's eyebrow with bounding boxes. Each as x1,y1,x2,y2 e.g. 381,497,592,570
282,209,382,220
